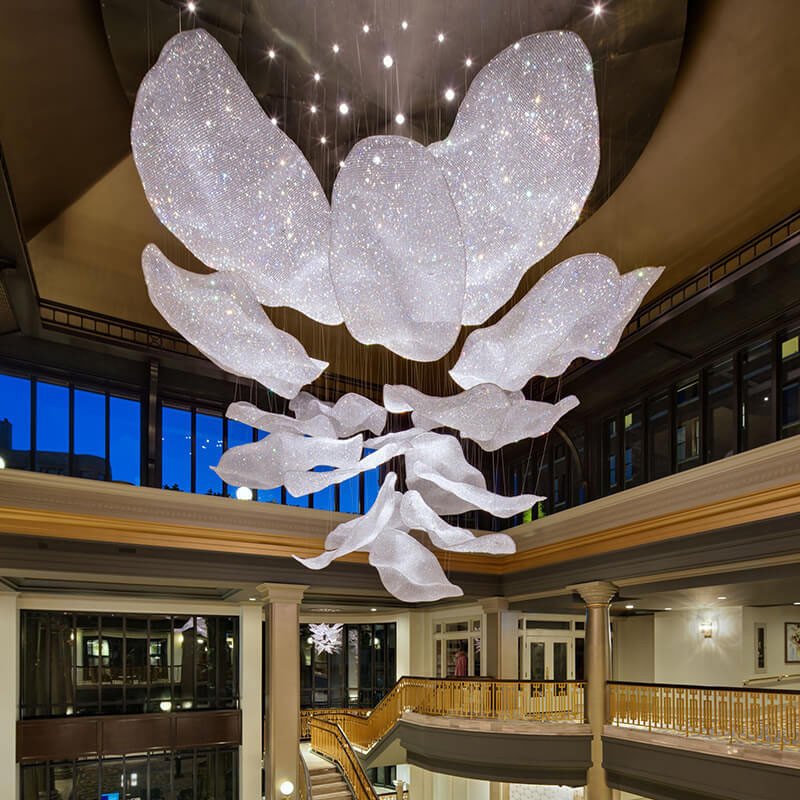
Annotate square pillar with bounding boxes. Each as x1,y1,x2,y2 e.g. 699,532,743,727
260,583,307,799
480,597,519,679
239,601,264,800
0,591,17,797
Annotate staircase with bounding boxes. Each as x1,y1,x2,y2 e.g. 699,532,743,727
309,763,354,800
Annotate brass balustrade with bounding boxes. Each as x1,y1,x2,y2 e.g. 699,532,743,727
309,716,378,800
608,681,800,751
307,676,585,753
301,707,369,740
298,744,312,800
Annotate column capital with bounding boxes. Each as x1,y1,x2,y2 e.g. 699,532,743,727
257,582,308,605
479,596,509,614
568,580,618,606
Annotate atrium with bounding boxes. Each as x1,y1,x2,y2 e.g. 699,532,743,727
0,1,799,799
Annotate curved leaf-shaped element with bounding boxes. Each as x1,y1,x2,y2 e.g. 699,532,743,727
383,383,579,451
212,431,363,490
428,31,600,326
290,391,387,437
404,432,541,516
400,491,516,554
368,529,463,602
330,136,466,361
132,30,342,325
226,401,337,438
450,255,664,391
142,245,326,399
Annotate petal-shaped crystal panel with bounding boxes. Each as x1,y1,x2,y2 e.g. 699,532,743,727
428,31,600,325
330,136,466,361
142,245,326,399
227,401,337,438
290,391,387,437
212,431,363,490
451,255,664,391
475,395,580,451
132,30,342,325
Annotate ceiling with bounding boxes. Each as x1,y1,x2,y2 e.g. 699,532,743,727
1,0,799,393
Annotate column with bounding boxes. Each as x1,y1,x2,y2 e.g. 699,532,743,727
239,601,264,800
480,597,519,679
568,580,618,800
0,591,17,798
260,582,307,799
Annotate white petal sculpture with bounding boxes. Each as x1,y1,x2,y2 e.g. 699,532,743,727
368,529,463,602
226,401,337,439
400,491,516,554
404,432,541,516
330,136,466,361
132,30,342,325
450,255,665,391
308,623,344,655
383,384,579,450
428,31,600,325
290,391,387,437
142,245,326,399
212,432,363,490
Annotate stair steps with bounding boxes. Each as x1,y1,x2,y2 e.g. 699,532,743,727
309,764,354,800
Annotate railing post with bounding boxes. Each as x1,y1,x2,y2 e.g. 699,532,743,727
569,581,617,800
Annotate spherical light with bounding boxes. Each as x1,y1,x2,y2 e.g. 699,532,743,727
270,117,278,125
313,72,321,82
310,104,317,114
592,2,603,16
395,113,405,124
362,23,370,33
444,88,456,102
339,160,345,168
0,455,5,470
401,20,408,30
159,701,172,712
465,57,473,67
383,54,394,69
186,1,196,12
338,102,349,115
279,780,295,797
235,486,253,501
332,43,340,54
320,136,327,144
268,49,276,59
437,32,445,43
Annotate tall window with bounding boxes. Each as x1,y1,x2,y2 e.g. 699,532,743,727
603,417,618,493
162,406,192,491
741,341,773,450
195,412,223,496
780,330,800,439
647,393,671,480
675,376,700,471
623,405,643,488
35,381,69,474
705,358,736,462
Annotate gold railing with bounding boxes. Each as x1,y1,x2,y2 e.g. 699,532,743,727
309,716,378,800
301,707,369,740
608,681,800,750
298,744,311,800
310,676,585,753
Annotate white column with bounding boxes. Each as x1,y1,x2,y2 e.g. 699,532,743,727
0,591,17,797
261,583,307,800
480,597,520,679
569,581,617,800
239,601,264,800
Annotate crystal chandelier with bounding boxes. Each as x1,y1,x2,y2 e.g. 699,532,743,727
131,29,663,602
308,623,344,655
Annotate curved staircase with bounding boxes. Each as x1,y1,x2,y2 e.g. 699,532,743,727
309,763,353,800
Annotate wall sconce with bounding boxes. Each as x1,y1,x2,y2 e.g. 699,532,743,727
279,779,294,797
699,620,713,639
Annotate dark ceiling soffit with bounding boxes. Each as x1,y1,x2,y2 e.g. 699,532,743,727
0,145,40,337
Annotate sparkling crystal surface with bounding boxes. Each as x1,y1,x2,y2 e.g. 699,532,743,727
330,136,466,361
132,30,342,325
227,400,337,438
290,391,387,437
308,623,343,655
142,245,326,399
428,31,600,325
451,255,664,391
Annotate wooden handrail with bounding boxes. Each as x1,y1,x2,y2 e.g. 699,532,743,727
298,744,312,800
742,673,800,686
309,717,378,800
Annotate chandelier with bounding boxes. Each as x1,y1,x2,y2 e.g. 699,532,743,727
131,29,663,602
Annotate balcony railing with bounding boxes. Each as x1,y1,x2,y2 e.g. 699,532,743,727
309,716,377,800
608,681,800,751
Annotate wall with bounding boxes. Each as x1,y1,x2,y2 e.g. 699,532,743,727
741,605,800,685
653,607,743,685
613,616,654,682
509,785,584,800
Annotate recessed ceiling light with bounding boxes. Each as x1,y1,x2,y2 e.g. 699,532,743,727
362,23,370,34
270,117,278,126
248,596,257,601
794,602,800,606
370,607,377,612
313,72,321,82
268,49,276,59
717,596,727,600
187,1,196,12
465,57,473,67
625,604,634,610
664,607,672,611
437,32,445,43
339,160,345,168
310,105,317,114
320,136,327,144
338,102,349,115
401,20,408,30
395,112,405,124
444,88,456,102
593,3,604,16
332,43,340,54
383,54,394,69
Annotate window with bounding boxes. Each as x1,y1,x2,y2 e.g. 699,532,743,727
623,405,643,487
74,389,106,479
705,358,736,462
339,473,361,513
603,417,618,493
363,449,380,512
741,341,773,450
647,392,671,479
312,466,335,510
36,381,69,474
226,419,255,498
675,376,700,470
552,443,569,508
109,396,141,485
780,330,800,439
195,412,223,496
0,372,32,469
161,406,192,491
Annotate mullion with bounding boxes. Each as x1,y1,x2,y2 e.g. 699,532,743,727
190,409,197,494
68,383,74,477
104,392,111,481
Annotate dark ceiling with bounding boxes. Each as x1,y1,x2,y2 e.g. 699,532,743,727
100,0,686,215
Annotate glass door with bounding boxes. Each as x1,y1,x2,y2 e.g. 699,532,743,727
522,636,572,681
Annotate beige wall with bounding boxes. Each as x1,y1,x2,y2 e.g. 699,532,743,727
741,605,800,685
613,616,654,683
0,593,17,798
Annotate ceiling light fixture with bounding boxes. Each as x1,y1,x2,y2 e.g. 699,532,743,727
395,113,405,124
593,2,604,16
401,20,408,30
465,57,473,67
332,43,340,53
370,608,377,612
319,136,327,144
248,596,257,601
664,607,672,611
362,24,370,34
268,49,276,59
313,72,321,83
625,604,634,610
444,88,456,101
383,54,394,69
338,102,349,115
270,117,278,125
186,1,196,12
437,32,445,43
310,105,317,114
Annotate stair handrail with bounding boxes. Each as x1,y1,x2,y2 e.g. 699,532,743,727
309,716,378,800
298,744,313,800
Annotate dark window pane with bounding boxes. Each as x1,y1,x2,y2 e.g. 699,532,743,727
312,465,335,510
0,373,32,469
76,613,101,713
125,616,148,713
226,419,254,498
705,358,736,462
741,341,773,450
162,406,191,491
780,330,800,439
100,615,124,714
256,430,282,504
623,405,643,487
648,393,671,479
603,417,618,493
74,389,106,480
110,396,141,485
339,474,360,513
675,376,700,471
195,412,223,496
36,381,69,475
